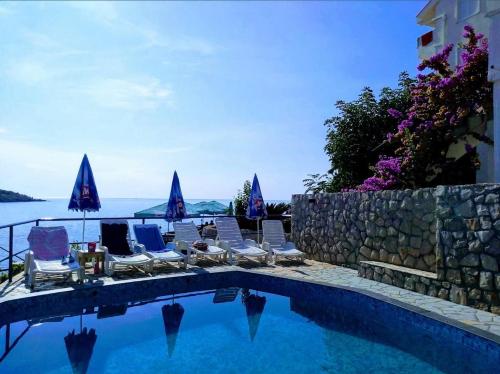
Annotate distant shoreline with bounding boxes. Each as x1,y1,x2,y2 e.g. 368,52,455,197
0,189,45,203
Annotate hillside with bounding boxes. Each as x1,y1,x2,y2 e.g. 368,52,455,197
0,189,45,202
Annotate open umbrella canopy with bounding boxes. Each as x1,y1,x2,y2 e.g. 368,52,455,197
242,290,267,341
162,303,185,357
64,327,97,374
134,201,228,218
165,171,187,222
246,174,267,219
68,154,100,212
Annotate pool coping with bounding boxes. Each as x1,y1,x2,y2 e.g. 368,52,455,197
1,268,500,346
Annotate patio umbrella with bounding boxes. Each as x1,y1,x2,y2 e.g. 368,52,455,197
64,327,97,374
68,154,101,246
162,302,184,357
242,289,266,341
246,174,267,244
165,171,188,232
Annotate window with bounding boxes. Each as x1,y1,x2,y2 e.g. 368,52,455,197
457,0,480,21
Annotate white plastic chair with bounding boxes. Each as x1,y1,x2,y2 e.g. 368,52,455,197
214,217,268,265
173,222,226,264
262,220,305,263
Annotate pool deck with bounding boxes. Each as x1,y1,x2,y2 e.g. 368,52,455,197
2,260,500,339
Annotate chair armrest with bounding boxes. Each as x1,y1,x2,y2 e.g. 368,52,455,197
24,250,34,274
133,243,146,254
261,242,271,252
244,239,257,247
284,242,297,250
205,238,215,246
175,240,189,251
216,240,230,251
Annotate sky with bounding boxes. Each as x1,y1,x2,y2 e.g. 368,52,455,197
0,1,427,200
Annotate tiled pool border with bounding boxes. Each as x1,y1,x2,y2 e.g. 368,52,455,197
1,269,500,351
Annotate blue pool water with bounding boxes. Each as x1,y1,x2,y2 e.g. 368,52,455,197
1,285,498,374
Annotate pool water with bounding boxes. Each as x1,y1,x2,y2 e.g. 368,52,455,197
0,288,498,373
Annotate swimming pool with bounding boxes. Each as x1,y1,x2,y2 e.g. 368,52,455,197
1,271,499,373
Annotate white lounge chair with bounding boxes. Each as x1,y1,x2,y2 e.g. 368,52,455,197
24,226,84,288
262,220,305,263
99,219,154,276
214,217,269,265
133,224,187,269
173,222,226,264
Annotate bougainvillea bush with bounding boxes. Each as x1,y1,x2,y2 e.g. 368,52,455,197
358,25,493,191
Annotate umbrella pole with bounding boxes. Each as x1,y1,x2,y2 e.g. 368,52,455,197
257,217,260,245
82,211,86,249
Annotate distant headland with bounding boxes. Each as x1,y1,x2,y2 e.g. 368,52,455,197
0,189,45,203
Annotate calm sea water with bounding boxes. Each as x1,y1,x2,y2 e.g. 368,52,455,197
0,198,234,267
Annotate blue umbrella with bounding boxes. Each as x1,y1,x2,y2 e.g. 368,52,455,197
246,174,267,243
68,154,101,245
165,171,188,228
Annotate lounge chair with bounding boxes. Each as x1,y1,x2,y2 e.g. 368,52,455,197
214,217,269,265
133,224,187,269
262,220,305,263
99,219,154,276
173,222,226,264
24,226,84,288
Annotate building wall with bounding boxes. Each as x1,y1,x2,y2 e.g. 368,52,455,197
417,0,500,183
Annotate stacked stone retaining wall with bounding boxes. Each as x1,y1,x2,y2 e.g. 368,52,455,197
291,184,500,313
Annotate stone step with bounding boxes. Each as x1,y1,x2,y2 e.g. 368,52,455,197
359,260,438,279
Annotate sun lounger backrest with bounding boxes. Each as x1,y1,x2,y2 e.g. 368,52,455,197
262,220,287,250
101,219,133,256
173,222,201,243
28,226,69,260
133,224,166,252
215,217,244,248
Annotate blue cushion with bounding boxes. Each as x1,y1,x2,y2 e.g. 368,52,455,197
133,224,166,252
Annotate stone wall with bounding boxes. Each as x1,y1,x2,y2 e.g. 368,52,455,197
291,189,437,272
435,184,500,312
292,184,500,313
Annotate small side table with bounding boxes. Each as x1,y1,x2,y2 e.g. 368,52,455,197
75,249,105,275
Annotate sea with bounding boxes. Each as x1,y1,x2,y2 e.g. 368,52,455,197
0,198,286,270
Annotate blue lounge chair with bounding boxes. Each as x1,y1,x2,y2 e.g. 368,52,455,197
133,224,187,269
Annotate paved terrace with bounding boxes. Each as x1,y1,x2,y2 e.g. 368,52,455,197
2,260,500,338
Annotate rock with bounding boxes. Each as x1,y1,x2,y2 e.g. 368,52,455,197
382,274,392,285
359,246,371,258
462,267,479,287
446,256,458,268
480,254,498,272
449,285,467,305
465,218,480,231
446,269,462,285
485,238,500,256
477,230,495,244
495,274,500,290
415,282,427,294
370,250,379,261
410,236,422,248
459,253,479,267
404,277,415,291
444,218,465,231
468,240,483,253
468,288,481,300
403,256,416,268
454,200,475,218
389,254,402,266
490,306,500,315
438,288,449,300
379,249,388,262
485,193,499,204
479,272,494,290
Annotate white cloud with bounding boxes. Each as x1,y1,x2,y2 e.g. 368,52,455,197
80,77,173,110
67,1,118,25
6,61,52,85
139,28,217,55
0,128,7,134
0,5,12,16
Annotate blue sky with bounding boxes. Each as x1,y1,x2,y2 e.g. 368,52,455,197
0,1,426,199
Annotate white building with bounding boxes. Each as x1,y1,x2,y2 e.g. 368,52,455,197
417,0,500,183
